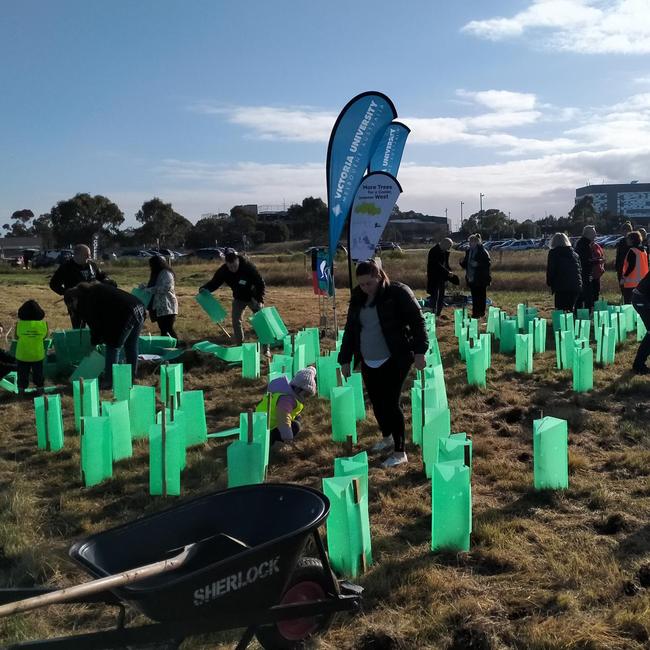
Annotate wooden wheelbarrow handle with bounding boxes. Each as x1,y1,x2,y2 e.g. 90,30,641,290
0,543,195,618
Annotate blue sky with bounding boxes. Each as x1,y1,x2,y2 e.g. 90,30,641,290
2,0,650,229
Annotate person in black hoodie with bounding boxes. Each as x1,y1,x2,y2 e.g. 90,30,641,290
459,234,491,318
339,260,428,469
426,238,459,317
631,270,650,374
50,245,116,327
615,222,633,302
64,282,145,387
199,248,266,345
546,232,582,311
574,225,596,311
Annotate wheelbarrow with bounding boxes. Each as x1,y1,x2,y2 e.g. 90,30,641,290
0,483,361,649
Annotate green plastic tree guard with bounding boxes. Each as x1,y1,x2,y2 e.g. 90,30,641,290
160,363,183,409
617,312,628,342
149,418,184,496
177,390,208,446
486,307,501,339
322,475,372,577
334,451,369,496
131,286,150,306
559,312,574,335
551,310,564,333
70,350,105,381
270,353,294,375
528,318,547,354
242,342,261,379
295,328,319,365
250,307,289,345
282,334,293,356
622,304,636,331
466,345,486,387
480,332,492,369
316,355,339,400
596,325,616,365
0,371,18,394
34,394,64,451
572,346,593,392
53,328,93,367
227,416,265,488
515,334,534,374
73,378,100,432
554,330,574,370
101,400,133,461
638,315,648,341
129,385,156,439
438,433,472,472
195,291,228,323
112,364,133,402
239,411,270,475
422,408,451,478
499,319,517,354
293,344,307,374
343,372,366,421
576,308,590,322
80,416,112,487
533,416,568,490
431,461,471,552
516,303,526,331
594,299,608,312
453,308,468,338
574,319,591,342
157,408,187,470
139,334,177,355
331,386,357,443
458,326,471,361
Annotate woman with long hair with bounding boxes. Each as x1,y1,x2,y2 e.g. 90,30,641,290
546,232,582,312
338,260,428,468
140,255,179,339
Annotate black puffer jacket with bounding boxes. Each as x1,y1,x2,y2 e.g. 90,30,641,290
426,244,453,291
546,246,582,293
574,236,592,284
49,260,114,295
459,245,491,287
200,256,265,302
338,281,428,368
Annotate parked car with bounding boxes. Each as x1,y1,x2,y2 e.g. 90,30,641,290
119,249,153,259
193,247,224,260
500,239,537,251
32,249,73,268
484,240,507,251
453,240,470,251
603,235,623,248
147,248,175,260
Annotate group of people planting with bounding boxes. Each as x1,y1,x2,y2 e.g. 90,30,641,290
4,229,650,469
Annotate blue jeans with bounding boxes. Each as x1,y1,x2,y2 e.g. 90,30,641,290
633,294,650,370
104,314,145,382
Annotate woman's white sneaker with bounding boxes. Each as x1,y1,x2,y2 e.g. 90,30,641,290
381,452,407,468
371,437,394,452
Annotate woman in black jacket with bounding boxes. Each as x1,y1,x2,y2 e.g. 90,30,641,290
339,260,428,468
64,282,145,388
459,234,491,318
546,232,582,311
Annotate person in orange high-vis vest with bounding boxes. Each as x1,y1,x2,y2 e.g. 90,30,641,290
621,231,650,304
15,299,48,393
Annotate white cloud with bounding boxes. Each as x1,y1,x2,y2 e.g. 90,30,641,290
458,89,537,112
462,0,650,54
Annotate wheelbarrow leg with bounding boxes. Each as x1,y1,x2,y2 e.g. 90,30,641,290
312,528,339,595
235,625,256,650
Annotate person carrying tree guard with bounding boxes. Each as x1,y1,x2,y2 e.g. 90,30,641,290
426,237,459,317
138,255,179,340
256,367,317,444
199,248,266,348
15,299,48,393
620,231,650,304
49,244,116,327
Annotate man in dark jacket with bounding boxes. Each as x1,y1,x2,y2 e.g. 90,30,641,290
574,225,596,311
64,282,145,387
199,248,266,345
426,238,459,317
615,222,633,302
632,270,650,374
50,244,116,327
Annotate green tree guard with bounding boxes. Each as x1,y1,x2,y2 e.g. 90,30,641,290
596,325,616,365
486,306,502,339
466,344,486,387
499,319,517,354
427,335,442,367
70,350,105,381
192,341,244,362
334,451,369,496
269,353,293,375
101,400,132,461
293,344,307,374
638,315,648,341
242,342,261,379
176,390,208,446
131,286,150,306
559,312,574,335
467,319,479,340
572,345,593,392
515,334,534,374
322,475,372,577
250,307,288,345
316,355,339,400
528,318,547,354
533,416,568,490
239,411,270,475
453,308,468,338
411,382,424,446
574,319,591,342
0,372,19,394
551,310,564,333
422,408,451,478
112,364,132,402
157,408,187,470
621,304,636,331
438,433,472,472
129,385,156,439
227,412,265,488
615,312,627,342
594,299,608,312
139,334,178,355
479,333,492,369
34,394,64,451
430,364,449,408
458,326,471,361
81,416,113,487
73,378,100,432
149,412,183,496
295,328,319,365
282,334,293,356
53,328,92,368
431,461,471,552
195,291,227,323
524,307,539,331
343,372,366,421
554,330,575,370
331,386,357,443
160,363,183,409
516,303,526,331
576,308,590,322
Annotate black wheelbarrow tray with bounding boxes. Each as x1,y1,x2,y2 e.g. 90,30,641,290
0,483,362,650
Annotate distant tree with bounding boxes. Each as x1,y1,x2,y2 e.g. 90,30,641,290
2,209,35,237
186,215,225,249
32,213,54,248
49,193,124,247
460,215,480,237
257,221,289,243
568,196,598,233
286,197,328,242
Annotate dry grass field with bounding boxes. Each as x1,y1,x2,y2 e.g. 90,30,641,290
0,251,649,649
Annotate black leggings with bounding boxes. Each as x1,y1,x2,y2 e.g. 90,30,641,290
361,357,412,452
468,283,487,318
157,315,178,339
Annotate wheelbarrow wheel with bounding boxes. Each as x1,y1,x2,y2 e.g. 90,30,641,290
255,557,336,649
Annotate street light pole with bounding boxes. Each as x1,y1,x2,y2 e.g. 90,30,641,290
480,193,485,213
460,201,464,227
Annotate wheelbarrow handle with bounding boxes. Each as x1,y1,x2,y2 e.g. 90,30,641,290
0,543,195,618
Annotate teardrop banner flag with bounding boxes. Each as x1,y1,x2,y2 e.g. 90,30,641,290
327,92,397,280
369,121,410,177
350,171,402,262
